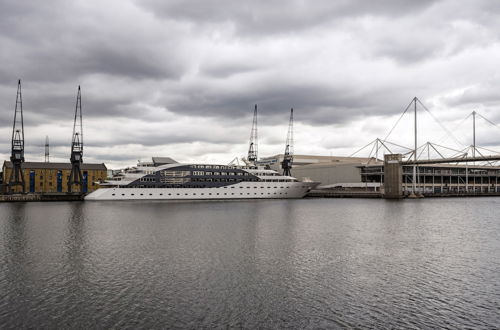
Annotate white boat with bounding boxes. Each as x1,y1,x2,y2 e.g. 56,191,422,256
85,157,318,201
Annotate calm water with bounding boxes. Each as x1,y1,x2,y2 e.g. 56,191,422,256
0,198,499,329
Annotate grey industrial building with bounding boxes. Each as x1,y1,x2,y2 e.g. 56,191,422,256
259,154,500,195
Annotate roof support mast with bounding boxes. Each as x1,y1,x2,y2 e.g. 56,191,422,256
281,108,294,176
247,104,258,164
68,86,83,193
8,80,25,194
472,110,476,158
413,97,417,194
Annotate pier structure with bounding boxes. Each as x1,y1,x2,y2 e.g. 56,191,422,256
262,97,500,199
355,98,500,198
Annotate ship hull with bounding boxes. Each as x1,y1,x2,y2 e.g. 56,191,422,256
85,181,317,200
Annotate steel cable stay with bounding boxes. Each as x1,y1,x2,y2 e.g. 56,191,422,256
382,99,414,143
416,98,467,148
435,112,473,145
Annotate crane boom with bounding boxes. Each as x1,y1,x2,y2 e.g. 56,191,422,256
68,86,84,193
281,108,294,176
247,104,258,163
8,80,26,193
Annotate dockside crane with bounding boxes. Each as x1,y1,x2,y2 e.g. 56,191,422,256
68,86,83,193
247,104,258,164
281,108,294,176
8,80,25,194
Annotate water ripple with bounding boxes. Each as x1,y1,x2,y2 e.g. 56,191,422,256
0,199,499,328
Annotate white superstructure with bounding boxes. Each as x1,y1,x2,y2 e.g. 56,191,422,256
85,158,318,201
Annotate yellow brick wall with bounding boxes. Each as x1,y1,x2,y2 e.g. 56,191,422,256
3,167,107,193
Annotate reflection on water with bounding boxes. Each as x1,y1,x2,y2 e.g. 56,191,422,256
0,199,499,328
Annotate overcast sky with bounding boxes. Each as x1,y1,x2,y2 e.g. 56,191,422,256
1,0,500,168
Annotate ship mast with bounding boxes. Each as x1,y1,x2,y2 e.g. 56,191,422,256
281,108,294,176
8,80,26,193
68,86,84,193
247,104,258,164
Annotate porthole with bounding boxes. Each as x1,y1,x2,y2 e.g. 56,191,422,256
131,193,135,196
121,194,125,196
112,193,115,196
224,193,227,195
160,193,163,196
140,193,144,196
149,193,152,196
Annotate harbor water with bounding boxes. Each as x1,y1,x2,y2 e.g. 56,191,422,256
1,198,499,328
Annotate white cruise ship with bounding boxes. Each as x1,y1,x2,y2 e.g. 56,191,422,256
85,157,318,201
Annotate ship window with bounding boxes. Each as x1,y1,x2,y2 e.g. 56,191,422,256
112,194,115,196
224,193,227,195
209,193,212,195
122,194,125,196
131,193,135,196
217,193,219,195
160,193,163,195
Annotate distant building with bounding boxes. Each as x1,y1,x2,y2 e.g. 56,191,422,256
2,161,107,194
258,154,378,187
259,154,500,194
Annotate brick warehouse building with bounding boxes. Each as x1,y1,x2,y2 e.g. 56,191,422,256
2,161,107,193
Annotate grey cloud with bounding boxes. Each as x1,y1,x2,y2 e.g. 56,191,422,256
1,0,500,165
137,0,439,35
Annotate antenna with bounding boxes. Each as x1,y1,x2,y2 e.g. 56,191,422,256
45,136,50,162
281,108,294,176
8,80,26,193
68,86,84,193
247,104,258,164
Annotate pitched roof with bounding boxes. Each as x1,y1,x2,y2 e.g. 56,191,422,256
2,161,107,170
